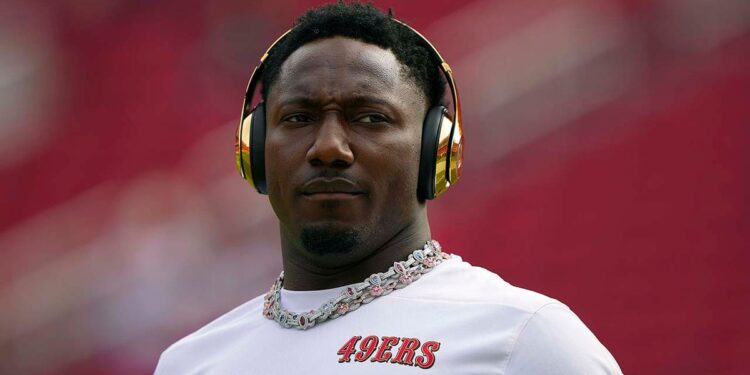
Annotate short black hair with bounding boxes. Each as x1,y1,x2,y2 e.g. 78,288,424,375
260,1,445,108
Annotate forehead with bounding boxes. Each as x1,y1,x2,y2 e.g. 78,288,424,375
268,37,415,104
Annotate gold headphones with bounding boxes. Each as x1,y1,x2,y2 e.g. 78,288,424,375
235,20,463,200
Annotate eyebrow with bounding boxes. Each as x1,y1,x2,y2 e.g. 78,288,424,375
277,94,394,108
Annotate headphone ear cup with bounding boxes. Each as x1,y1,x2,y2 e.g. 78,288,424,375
418,106,447,200
250,103,268,194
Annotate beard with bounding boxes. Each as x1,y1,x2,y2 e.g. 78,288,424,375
300,223,362,256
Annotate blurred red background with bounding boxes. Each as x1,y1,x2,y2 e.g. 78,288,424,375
1,0,748,374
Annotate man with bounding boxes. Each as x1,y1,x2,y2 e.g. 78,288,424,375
156,3,622,374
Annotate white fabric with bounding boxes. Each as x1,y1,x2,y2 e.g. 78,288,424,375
156,256,622,374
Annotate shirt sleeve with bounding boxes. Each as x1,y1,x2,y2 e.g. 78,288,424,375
504,303,623,375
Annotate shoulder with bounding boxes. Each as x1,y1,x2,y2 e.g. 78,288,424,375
395,255,558,313
398,256,622,374
154,294,265,374
504,303,623,374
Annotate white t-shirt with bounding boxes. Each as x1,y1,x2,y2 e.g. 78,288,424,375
156,256,622,374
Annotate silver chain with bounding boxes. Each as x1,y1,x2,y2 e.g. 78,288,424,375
263,240,450,330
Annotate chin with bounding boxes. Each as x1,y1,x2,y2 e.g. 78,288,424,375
299,223,362,256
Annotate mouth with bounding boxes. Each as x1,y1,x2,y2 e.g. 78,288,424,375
298,177,366,201
301,192,364,201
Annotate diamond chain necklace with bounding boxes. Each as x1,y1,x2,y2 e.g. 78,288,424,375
263,240,450,330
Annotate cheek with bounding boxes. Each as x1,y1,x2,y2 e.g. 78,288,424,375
264,134,301,216
265,131,301,189
264,153,285,221
264,147,282,196
374,133,422,201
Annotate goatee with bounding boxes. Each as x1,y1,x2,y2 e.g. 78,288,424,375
300,224,361,255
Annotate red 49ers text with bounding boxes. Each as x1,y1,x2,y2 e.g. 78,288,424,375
337,335,440,369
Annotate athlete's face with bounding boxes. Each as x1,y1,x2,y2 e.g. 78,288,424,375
265,37,428,259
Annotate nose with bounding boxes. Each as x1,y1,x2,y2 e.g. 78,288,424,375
306,112,354,168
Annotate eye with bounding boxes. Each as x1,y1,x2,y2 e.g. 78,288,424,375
353,113,389,124
282,113,315,123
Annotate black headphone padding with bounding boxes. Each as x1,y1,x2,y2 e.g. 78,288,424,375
417,106,446,200
250,103,268,194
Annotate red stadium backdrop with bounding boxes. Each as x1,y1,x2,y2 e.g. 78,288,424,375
0,0,748,374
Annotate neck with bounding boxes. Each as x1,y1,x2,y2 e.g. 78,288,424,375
279,214,431,291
